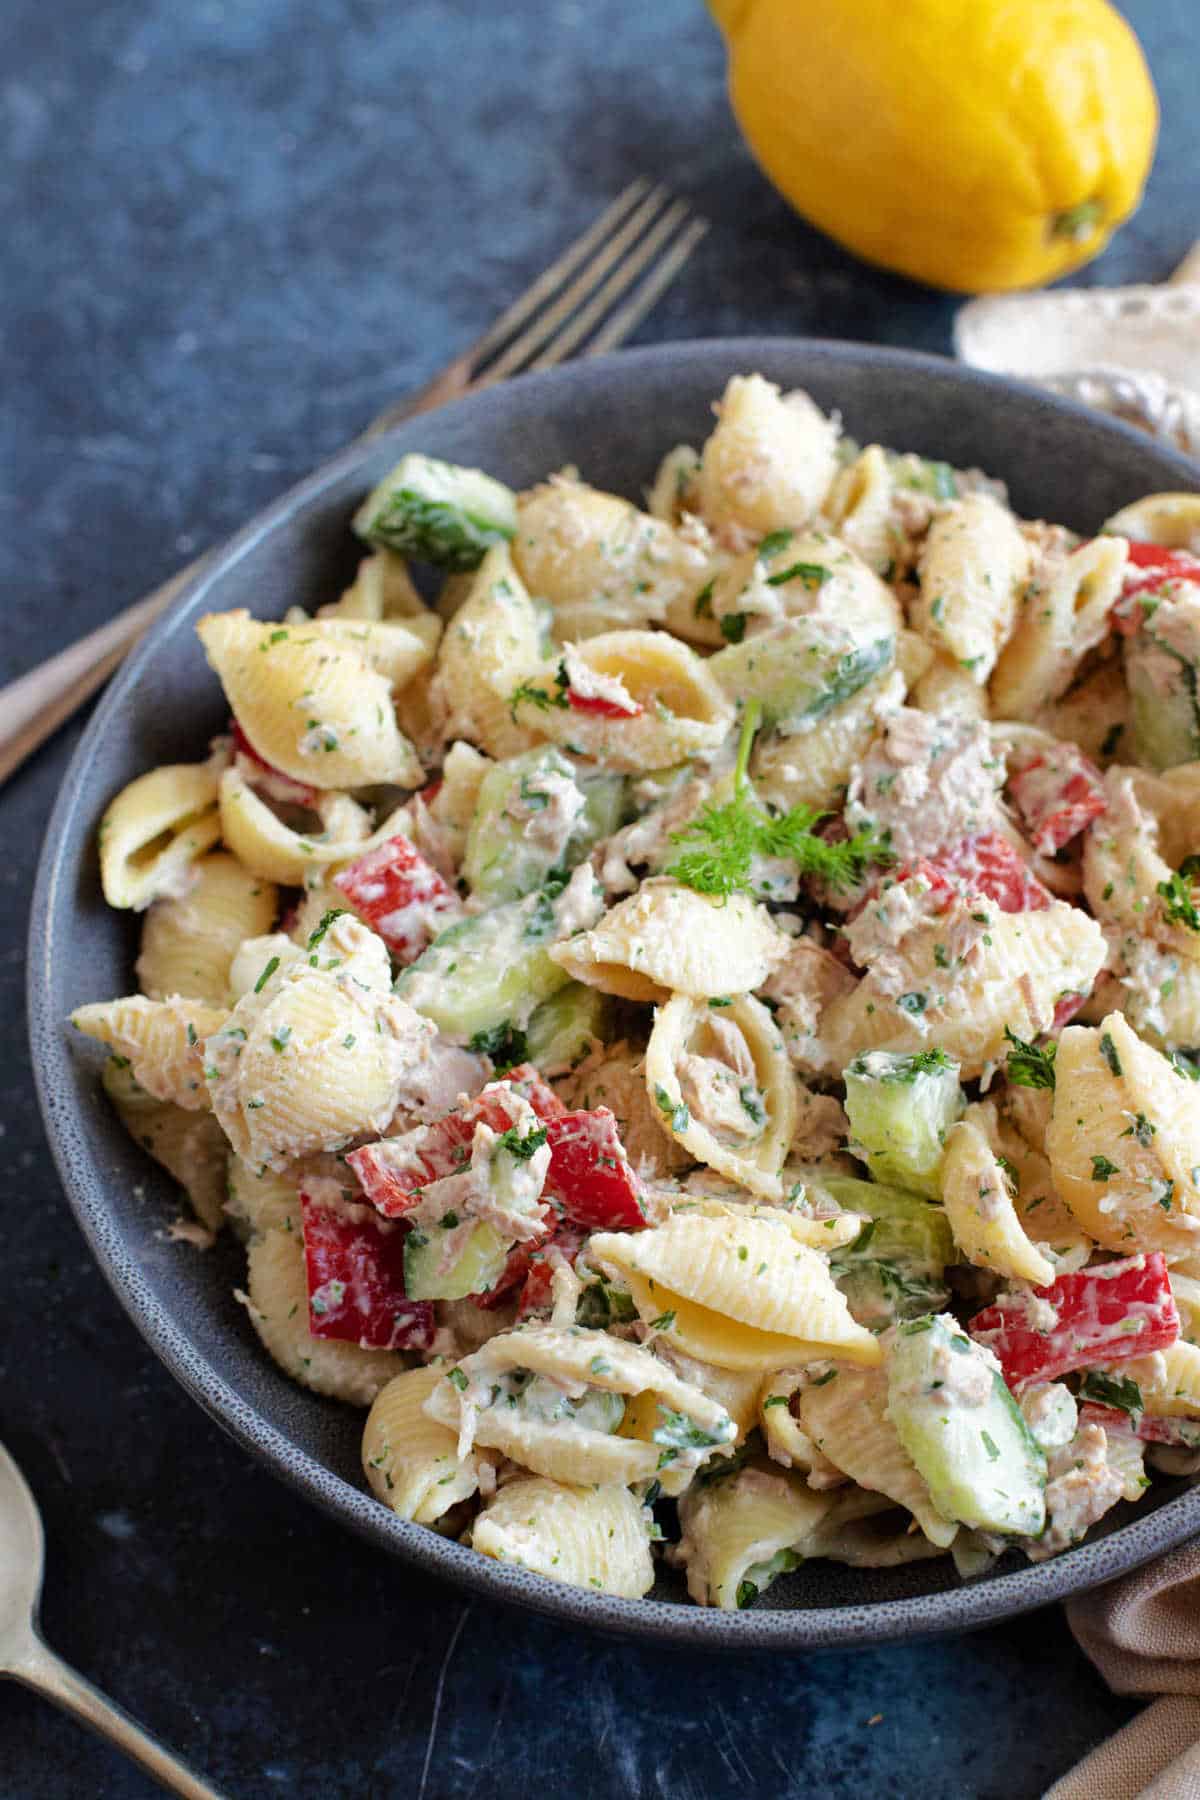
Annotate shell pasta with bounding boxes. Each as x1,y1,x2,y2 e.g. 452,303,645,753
71,381,1200,1607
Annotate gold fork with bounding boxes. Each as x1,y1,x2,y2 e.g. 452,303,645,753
0,181,707,789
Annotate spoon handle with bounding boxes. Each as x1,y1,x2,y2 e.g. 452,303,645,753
11,1630,229,1799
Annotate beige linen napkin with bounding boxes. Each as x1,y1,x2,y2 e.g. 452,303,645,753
1045,1546,1200,1799
956,243,1200,459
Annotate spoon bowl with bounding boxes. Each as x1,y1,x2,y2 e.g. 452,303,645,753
0,1441,44,1670
0,1439,226,1798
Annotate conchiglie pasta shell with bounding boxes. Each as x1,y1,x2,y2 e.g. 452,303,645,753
224,1153,301,1238
197,609,422,789
798,1362,957,1548
101,1057,229,1230
644,994,797,1199
73,995,227,1110
698,376,838,546
424,1321,735,1488
677,1463,836,1608
822,444,897,578
589,1213,881,1372
1084,767,1200,965
136,853,278,1005
320,549,428,621
242,1226,402,1405
430,543,547,758
1046,1015,1200,1256
914,495,1029,685
99,760,223,910
471,1478,654,1599
1116,1341,1200,1419
307,615,442,689
1103,494,1200,551
515,632,734,772
940,1120,1055,1286
513,476,713,638
362,1366,482,1522
817,901,1106,1081
217,767,406,884
990,537,1128,719
549,880,788,1002
210,970,429,1170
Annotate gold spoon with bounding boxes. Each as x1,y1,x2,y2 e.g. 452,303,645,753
0,1440,228,1797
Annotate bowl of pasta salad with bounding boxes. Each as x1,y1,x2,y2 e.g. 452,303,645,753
30,339,1200,1646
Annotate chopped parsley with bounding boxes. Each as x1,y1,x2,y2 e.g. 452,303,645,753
1100,1032,1123,1078
495,1124,548,1160
765,560,831,590
1091,1154,1119,1181
1004,1027,1056,1090
1077,1370,1143,1419
648,1310,677,1333
1158,869,1200,932
509,661,570,720
655,1084,690,1133
254,955,280,994
468,1021,529,1071
307,909,345,951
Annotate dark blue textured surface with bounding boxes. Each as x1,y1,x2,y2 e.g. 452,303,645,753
3,0,1195,1793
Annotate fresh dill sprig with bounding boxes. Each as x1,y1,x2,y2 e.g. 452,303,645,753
664,702,891,901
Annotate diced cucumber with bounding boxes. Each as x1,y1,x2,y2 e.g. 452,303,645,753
843,1049,965,1198
737,1548,801,1608
395,885,572,1041
887,1313,1046,1537
463,747,625,904
709,621,894,734
524,981,612,1075
1125,614,1200,770
820,1174,955,1331
575,1271,637,1328
353,454,517,571
404,1219,510,1301
509,1372,626,1434
887,453,958,501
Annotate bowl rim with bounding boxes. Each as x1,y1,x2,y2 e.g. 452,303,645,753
29,335,1200,1650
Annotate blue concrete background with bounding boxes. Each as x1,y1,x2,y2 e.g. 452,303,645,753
2,1,1195,1793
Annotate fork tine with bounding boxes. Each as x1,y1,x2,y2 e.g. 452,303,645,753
582,217,710,360
476,183,678,385
470,177,654,363
524,204,704,374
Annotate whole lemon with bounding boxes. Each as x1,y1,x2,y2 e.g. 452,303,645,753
709,0,1159,292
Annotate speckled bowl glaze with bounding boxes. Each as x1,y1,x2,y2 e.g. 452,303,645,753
29,340,1200,1648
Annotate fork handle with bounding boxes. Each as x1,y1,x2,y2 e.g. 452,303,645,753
0,349,475,789
11,1630,229,1800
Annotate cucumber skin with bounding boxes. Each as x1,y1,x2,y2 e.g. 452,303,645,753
710,627,893,732
843,1055,964,1200
887,1316,1046,1537
354,455,517,571
395,890,570,1041
403,1220,510,1301
464,750,624,904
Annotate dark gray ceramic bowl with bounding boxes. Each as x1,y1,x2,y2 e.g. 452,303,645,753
29,340,1200,1648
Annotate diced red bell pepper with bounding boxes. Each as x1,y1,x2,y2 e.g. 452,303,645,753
542,1108,647,1230
333,833,463,965
566,689,644,720
517,1224,589,1316
971,1253,1180,1393
231,719,319,807
347,1070,566,1218
1123,542,1200,597
299,1187,434,1350
1008,746,1107,856
935,833,1054,913
1111,545,1200,635
881,835,1054,916
1080,1402,1200,1450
